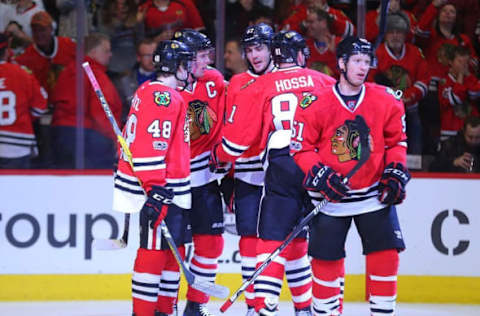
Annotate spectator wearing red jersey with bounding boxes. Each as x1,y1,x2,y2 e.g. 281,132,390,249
142,0,205,38
0,33,48,169
438,45,480,140
280,0,354,39
15,11,76,99
51,33,122,169
304,7,340,78
369,13,429,154
365,0,417,44
415,0,478,93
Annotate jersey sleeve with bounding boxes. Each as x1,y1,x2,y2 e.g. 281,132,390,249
384,96,408,166
216,83,263,162
24,67,48,118
290,97,323,174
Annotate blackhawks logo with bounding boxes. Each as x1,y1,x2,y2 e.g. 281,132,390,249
331,116,373,162
187,100,217,141
299,92,318,109
154,91,171,106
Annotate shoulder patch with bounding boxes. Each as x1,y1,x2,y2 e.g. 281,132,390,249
154,91,171,106
299,92,318,109
385,87,403,100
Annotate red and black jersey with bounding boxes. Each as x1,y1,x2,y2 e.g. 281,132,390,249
143,0,204,32
365,9,417,43
291,83,407,216
0,61,48,158
217,66,335,178
179,67,227,187
306,37,340,79
113,80,191,212
369,42,429,109
51,57,122,140
15,36,76,97
438,73,480,136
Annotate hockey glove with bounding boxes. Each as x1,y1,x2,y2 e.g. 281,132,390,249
303,163,349,202
378,162,411,205
141,186,174,229
208,143,231,173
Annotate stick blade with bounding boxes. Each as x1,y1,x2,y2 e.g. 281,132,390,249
93,238,127,250
191,281,230,299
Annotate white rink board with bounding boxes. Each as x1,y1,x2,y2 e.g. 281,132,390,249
0,175,479,276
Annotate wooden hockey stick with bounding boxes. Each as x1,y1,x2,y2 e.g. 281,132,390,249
220,115,371,312
82,62,229,299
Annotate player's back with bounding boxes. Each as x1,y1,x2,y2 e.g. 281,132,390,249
0,62,48,158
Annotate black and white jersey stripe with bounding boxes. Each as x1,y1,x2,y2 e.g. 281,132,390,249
221,137,249,157
132,156,166,172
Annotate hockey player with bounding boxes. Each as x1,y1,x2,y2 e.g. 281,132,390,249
210,30,335,316
112,40,194,316
290,36,411,316
0,32,49,168
225,23,275,315
173,29,228,316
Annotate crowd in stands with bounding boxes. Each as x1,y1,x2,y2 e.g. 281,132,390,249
1,0,480,172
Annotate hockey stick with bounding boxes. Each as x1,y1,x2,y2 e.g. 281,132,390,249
374,0,390,50
93,213,130,250
82,62,229,299
220,115,371,312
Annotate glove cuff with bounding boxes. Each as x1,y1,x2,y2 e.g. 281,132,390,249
148,185,174,204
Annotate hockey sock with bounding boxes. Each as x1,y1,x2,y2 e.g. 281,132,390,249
132,248,168,316
311,258,344,316
186,234,224,303
366,249,399,316
156,246,185,314
285,238,312,310
254,239,286,315
239,235,258,308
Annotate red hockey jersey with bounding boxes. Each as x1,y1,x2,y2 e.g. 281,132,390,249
179,67,227,187
306,37,340,79
143,0,205,32
291,83,407,216
217,66,335,177
0,61,48,158
113,81,191,212
369,42,429,110
225,70,264,184
15,36,76,97
438,73,480,136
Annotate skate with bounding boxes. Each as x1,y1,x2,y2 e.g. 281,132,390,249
183,300,215,316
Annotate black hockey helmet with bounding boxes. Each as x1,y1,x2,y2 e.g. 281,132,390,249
271,30,310,66
336,36,376,67
242,23,274,49
173,29,213,52
153,40,195,75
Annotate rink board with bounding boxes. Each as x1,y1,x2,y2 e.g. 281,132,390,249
0,172,479,303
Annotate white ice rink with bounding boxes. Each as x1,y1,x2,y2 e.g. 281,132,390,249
1,301,479,316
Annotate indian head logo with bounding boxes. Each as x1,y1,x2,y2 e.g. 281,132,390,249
331,116,373,162
187,100,217,141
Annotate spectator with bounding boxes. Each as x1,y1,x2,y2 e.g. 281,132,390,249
15,11,76,98
226,0,272,39
0,33,48,169
280,0,354,39
437,45,480,140
50,32,122,169
224,37,247,80
430,116,480,172
112,38,157,124
3,0,44,49
142,0,205,38
304,7,340,77
365,0,417,44
97,0,145,77
369,13,429,154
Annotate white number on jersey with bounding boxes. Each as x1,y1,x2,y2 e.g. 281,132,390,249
147,120,172,138
271,93,298,131
292,121,305,141
0,91,17,126
227,105,237,123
